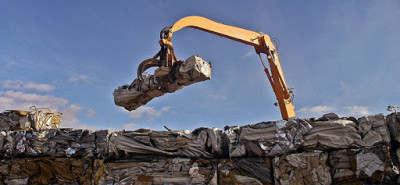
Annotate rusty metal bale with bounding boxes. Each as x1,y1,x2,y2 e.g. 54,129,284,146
4,157,92,185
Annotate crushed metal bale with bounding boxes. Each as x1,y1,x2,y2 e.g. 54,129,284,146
218,158,273,185
225,118,312,157
93,157,217,185
329,146,394,184
301,113,363,150
0,107,62,131
114,55,212,111
358,114,390,147
107,127,228,159
273,151,332,185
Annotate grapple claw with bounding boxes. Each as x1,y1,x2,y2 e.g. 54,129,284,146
137,58,162,82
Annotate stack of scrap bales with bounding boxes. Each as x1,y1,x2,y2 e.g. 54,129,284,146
299,113,394,184
114,55,212,111
2,109,400,184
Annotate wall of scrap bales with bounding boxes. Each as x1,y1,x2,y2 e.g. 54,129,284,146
1,111,400,184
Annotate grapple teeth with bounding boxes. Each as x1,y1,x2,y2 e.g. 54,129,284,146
137,58,162,82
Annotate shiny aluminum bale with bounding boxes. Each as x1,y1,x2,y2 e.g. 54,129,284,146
114,54,212,111
0,108,62,131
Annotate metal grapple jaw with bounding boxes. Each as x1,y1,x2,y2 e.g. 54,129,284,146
137,26,179,82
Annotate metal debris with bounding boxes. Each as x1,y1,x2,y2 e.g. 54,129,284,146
114,55,212,111
273,151,332,185
93,158,217,185
330,146,393,184
0,107,62,131
2,109,400,184
358,114,390,146
218,158,272,185
302,115,363,150
107,127,227,158
225,118,312,157
3,158,93,185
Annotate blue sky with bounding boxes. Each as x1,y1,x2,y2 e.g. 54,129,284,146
1,1,399,130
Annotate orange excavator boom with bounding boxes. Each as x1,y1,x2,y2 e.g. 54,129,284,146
138,16,296,120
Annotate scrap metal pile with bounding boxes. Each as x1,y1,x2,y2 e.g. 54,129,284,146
114,55,212,111
1,111,400,184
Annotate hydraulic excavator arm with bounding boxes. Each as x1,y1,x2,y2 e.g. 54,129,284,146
137,16,296,120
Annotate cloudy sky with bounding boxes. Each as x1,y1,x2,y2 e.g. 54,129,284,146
1,1,399,130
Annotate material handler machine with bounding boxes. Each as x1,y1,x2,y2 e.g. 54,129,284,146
136,16,296,120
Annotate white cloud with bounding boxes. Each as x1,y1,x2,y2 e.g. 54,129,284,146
344,106,371,117
122,123,138,130
0,91,67,111
1,80,55,92
297,105,372,118
68,75,90,84
298,105,335,115
128,106,172,120
0,90,96,130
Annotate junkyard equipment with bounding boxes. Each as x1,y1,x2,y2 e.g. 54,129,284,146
136,16,295,120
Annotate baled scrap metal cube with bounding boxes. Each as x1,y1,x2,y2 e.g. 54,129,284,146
93,158,216,185
107,127,226,159
0,112,18,131
329,146,394,184
358,114,390,147
225,118,311,158
10,129,96,158
0,131,13,158
94,130,110,158
329,149,359,183
273,151,331,185
5,158,93,185
0,109,62,131
114,54,211,111
387,112,400,143
177,54,212,85
218,158,273,185
301,117,363,150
